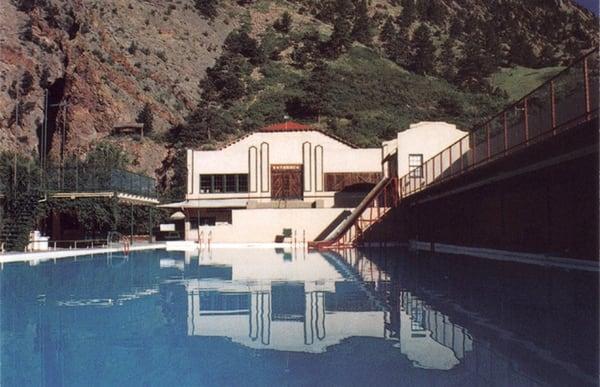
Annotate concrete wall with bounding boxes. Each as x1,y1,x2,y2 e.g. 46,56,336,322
364,121,599,261
393,122,467,178
185,207,349,243
186,131,382,203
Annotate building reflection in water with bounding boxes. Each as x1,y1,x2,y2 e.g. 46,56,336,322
3,247,595,386
169,248,471,371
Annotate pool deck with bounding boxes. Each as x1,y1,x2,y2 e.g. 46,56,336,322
0,243,168,266
0,240,322,266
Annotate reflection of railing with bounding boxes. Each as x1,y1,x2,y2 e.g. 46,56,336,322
44,167,157,197
400,48,599,198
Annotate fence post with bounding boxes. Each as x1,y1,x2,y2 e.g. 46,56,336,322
486,124,491,159
472,133,477,165
523,98,529,144
448,145,453,175
583,57,591,118
551,80,557,134
503,111,508,153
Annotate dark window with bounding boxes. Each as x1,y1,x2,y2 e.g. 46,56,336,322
199,174,249,193
409,154,423,178
238,174,248,192
225,175,236,193
213,175,224,193
324,172,382,192
199,217,216,226
200,175,212,193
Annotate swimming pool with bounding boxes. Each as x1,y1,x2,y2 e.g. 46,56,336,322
1,248,597,386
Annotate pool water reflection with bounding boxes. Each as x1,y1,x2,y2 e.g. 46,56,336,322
1,248,597,386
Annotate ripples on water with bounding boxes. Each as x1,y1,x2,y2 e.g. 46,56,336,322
1,248,598,387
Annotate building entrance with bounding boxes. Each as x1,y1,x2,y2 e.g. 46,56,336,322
271,164,303,200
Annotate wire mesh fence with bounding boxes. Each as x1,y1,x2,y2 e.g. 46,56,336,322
44,167,157,197
399,48,599,198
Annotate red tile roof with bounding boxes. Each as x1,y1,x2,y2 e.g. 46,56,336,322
259,121,358,148
217,121,358,149
259,121,314,132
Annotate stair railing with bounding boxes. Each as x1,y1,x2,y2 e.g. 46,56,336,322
309,177,398,250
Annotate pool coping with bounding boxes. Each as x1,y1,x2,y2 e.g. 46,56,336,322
0,241,317,266
0,243,167,266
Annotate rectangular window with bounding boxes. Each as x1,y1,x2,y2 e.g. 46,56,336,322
199,174,249,193
408,154,423,178
225,175,236,193
200,175,212,193
324,172,382,192
199,217,216,226
238,174,248,192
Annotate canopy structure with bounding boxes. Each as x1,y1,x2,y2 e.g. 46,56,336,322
158,199,248,209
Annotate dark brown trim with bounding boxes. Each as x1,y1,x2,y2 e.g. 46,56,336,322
248,146,258,193
314,145,324,192
260,142,270,193
302,142,312,192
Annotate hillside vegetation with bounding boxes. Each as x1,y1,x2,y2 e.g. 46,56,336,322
1,0,597,195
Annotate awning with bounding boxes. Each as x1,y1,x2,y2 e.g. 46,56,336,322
158,199,248,209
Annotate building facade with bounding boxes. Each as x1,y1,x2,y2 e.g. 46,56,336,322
162,121,467,243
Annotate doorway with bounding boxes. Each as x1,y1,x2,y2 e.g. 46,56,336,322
271,164,303,200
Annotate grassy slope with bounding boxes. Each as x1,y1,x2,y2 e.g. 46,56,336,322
491,66,565,101
245,46,508,147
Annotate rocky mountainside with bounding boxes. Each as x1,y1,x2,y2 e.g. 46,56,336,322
0,0,597,179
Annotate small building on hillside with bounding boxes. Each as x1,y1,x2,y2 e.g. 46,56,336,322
161,121,467,243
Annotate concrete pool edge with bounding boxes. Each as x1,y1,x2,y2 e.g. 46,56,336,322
0,243,168,265
410,240,600,272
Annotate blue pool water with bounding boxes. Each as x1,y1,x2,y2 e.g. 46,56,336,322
1,248,598,387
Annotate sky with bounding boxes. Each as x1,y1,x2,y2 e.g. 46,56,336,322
575,0,599,15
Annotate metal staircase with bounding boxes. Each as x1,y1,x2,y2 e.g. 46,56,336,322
309,177,398,250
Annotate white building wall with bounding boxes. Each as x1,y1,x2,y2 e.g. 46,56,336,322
186,207,349,243
395,122,468,178
186,131,382,201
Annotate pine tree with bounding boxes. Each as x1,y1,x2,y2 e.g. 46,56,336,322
303,62,333,119
456,32,494,90
426,2,445,26
273,11,292,33
538,44,557,67
449,20,462,38
510,35,537,67
380,17,396,43
194,0,219,19
392,31,411,67
410,25,436,75
327,0,355,57
399,0,416,27
416,0,428,18
352,0,372,45
440,38,455,80
483,22,501,69
136,103,154,135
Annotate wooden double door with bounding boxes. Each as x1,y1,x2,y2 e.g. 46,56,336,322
271,164,303,200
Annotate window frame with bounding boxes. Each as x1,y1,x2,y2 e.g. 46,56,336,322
408,154,424,179
199,174,249,194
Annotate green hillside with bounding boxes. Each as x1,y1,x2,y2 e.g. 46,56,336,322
491,66,565,101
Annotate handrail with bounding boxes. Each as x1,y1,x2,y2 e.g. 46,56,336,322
399,47,599,198
473,47,598,131
310,177,397,248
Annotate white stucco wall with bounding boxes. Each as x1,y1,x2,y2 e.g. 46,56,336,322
186,131,382,200
394,122,468,178
186,207,349,243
